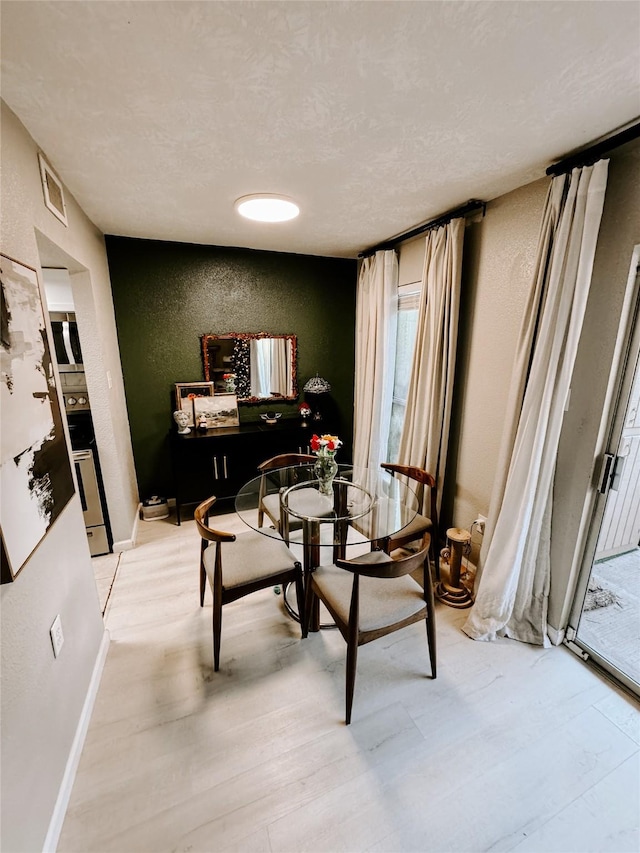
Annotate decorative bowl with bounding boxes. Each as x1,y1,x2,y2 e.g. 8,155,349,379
260,412,282,425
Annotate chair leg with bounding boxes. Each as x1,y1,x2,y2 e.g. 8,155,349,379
430,536,440,582
304,575,320,634
200,561,206,607
345,636,358,725
424,563,437,679
295,566,307,639
212,596,222,672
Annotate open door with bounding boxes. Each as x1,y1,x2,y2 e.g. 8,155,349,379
566,257,640,695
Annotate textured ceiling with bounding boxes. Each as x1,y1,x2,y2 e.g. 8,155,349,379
2,1,639,258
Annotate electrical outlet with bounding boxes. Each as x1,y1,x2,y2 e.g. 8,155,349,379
474,515,487,536
50,614,64,658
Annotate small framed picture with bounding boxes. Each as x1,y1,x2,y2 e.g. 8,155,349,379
174,382,214,427
194,394,239,429
38,153,68,226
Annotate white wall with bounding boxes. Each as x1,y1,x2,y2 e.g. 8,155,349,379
0,101,138,852
42,267,75,312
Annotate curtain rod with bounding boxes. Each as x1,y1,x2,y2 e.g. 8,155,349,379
359,199,486,259
546,121,640,176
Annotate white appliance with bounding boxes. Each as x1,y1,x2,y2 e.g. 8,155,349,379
72,449,109,556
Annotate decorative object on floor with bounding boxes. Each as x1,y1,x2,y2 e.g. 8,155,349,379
223,372,236,393
193,393,239,429
584,576,619,611
298,402,311,427
1,254,75,582
311,433,341,498
141,496,169,521
38,152,68,226
303,374,331,421
260,412,281,425
437,527,474,608
173,410,191,434
174,381,214,428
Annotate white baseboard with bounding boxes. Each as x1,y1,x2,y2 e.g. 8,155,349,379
43,628,110,853
112,504,141,552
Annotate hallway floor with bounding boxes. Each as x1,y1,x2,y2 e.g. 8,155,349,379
61,513,640,852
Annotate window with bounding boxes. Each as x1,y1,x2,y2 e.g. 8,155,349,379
387,283,420,461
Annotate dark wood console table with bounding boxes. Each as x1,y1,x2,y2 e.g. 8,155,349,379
170,418,333,523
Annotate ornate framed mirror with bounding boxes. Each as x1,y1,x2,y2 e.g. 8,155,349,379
201,333,298,403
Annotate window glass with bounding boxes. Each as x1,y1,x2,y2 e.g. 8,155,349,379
387,286,420,461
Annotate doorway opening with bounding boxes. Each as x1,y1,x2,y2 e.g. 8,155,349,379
567,252,640,695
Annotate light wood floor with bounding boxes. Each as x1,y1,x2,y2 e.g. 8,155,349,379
60,513,640,853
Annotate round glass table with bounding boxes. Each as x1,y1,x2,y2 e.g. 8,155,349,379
235,463,420,622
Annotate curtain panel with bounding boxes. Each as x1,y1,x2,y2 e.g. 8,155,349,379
353,250,398,470
397,218,465,516
464,160,609,646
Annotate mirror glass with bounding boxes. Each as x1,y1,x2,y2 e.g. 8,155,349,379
201,333,297,403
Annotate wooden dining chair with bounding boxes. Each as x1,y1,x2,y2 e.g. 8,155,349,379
195,496,305,671
380,462,440,578
257,452,317,531
304,533,436,724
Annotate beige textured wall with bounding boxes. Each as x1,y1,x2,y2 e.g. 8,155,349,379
0,102,137,852
443,179,549,548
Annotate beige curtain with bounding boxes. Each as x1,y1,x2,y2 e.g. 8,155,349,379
464,160,609,646
353,250,398,470
397,218,465,515
249,339,266,397
270,339,287,397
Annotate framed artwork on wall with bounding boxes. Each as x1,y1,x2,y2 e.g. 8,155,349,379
193,393,239,429
38,153,68,226
174,381,214,428
0,254,75,583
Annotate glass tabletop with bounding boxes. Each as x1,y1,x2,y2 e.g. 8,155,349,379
235,463,419,546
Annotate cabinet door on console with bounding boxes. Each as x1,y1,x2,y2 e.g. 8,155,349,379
171,434,214,511
208,433,255,498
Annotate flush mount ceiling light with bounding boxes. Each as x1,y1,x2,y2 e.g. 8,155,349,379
234,194,300,223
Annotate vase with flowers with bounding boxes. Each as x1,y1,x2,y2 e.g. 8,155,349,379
223,373,236,393
311,433,342,497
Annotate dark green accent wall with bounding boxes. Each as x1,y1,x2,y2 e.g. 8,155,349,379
105,236,357,499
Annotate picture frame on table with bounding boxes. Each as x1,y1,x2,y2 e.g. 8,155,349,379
38,153,68,226
174,381,214,428
193,393,239,429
